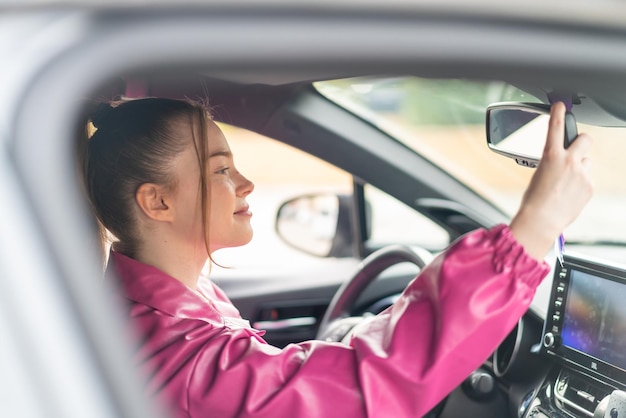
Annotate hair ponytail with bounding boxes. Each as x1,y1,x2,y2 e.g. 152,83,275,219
76,102,110,268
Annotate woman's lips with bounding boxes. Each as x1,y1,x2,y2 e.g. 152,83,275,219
234,206,252,216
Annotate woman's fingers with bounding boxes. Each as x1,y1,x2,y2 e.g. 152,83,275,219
545,102,591,160
568,132,593,161
542,103,592,177
543,102,566,155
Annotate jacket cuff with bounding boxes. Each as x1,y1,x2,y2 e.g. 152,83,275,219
489,224,551,287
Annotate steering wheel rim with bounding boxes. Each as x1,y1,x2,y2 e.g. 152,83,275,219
316,244,431,340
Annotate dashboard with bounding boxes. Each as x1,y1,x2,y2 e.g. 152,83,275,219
491,254,626,418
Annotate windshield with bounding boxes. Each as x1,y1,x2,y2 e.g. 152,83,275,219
316,76,626,244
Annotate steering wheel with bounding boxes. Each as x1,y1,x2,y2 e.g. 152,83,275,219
316,244,432,342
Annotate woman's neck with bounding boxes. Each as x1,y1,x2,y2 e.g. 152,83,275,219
134,239,207,290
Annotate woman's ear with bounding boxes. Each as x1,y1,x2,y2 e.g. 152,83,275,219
135,183,173,222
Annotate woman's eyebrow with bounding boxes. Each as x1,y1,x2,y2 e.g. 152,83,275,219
209,150,232,158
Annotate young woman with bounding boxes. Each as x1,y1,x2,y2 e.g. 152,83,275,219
81,98,593,418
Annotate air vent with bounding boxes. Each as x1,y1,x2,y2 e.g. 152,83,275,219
252,300,328,347
554,370,614,417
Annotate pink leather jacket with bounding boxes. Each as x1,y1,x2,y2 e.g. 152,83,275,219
109,225,549,418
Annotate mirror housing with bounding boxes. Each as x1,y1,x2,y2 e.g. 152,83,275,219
275,194,355,258
486,102,578,168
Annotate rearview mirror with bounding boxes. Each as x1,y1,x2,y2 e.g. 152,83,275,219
486,102,578,168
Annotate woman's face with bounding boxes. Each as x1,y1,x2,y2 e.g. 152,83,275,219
172,119,254,254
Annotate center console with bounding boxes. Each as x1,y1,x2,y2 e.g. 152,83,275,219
524,255,626,418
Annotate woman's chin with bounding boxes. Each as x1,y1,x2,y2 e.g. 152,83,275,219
210,234,254,252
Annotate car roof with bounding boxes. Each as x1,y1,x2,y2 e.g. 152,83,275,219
4,0,626,27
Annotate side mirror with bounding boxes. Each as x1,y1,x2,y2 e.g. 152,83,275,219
275,194,355,257
486,102,578,168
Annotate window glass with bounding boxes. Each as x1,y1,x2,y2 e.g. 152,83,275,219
315,77,539,215
365,185,450,250
316,77,626,244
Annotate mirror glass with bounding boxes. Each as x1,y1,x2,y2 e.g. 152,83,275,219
276,194,340,257
486,103,551,167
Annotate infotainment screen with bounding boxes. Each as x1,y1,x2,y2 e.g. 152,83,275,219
561,269,626,371
542,254,626,386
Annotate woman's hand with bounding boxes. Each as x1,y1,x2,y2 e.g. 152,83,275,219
509,102,594,261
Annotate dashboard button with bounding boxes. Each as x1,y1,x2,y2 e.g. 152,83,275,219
543,333,555,348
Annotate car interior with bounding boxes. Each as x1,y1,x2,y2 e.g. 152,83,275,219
5,6,626,418
78,70,626,418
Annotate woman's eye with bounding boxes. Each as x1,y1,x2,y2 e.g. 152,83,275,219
216,167,230,175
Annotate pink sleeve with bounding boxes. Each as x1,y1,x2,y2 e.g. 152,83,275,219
186,225,549,418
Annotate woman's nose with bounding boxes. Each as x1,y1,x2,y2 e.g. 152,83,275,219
237,172,254,197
